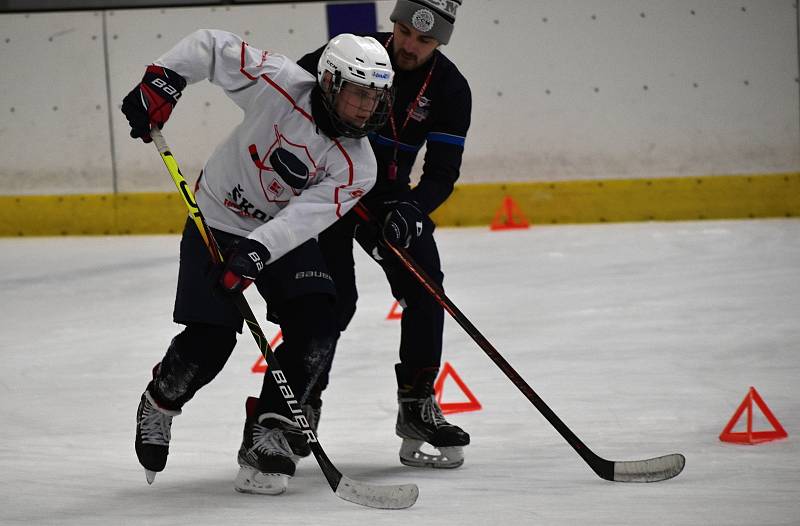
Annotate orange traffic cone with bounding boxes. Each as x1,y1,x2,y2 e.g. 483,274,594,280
490,196,529,230
251,330,284,373
434,362,482,414
719,387,788,444
387,300,403,320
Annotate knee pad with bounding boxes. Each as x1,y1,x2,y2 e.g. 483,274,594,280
152,323,237,407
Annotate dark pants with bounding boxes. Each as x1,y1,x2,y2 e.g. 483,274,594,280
149,218,338,418
313,206,444,395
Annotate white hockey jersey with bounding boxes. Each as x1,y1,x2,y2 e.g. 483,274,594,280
155,29,377,262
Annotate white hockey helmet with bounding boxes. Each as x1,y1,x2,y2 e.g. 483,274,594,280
317,34,395,138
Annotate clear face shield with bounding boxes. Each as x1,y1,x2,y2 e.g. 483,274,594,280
321,71,394,139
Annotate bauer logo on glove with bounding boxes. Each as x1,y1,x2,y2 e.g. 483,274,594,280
121,65,187,143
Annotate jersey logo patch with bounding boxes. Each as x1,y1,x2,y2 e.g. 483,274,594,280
409,96,431,122
249,125,320,204
267,178,284,197
270,147,310,189
224,184,271,221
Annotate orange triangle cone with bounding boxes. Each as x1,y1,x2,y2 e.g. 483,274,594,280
387,300,403,320
719,386,788,444
251,330,284,373
490,196,529,230
434,361,482,414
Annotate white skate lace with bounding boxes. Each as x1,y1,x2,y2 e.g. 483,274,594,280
139,398,174,446
248,423,292,457
420,395,448,427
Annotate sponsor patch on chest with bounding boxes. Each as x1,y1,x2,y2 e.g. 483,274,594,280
266,178,284,198
224,184,271,221
409,96,432,122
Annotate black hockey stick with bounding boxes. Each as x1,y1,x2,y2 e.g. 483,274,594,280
150,129,418,509
354,202,685,483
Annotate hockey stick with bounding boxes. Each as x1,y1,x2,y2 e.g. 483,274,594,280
354,202,685,483
150,128,418,509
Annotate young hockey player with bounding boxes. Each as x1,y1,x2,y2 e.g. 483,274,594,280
121,29,393,495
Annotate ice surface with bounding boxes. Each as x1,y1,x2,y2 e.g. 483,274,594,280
1,219,798,525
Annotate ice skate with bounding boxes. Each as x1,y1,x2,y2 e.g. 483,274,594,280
234,398,299,495
271,397,322,463
135,388,181,484
272,398,323,464
395,364,470,469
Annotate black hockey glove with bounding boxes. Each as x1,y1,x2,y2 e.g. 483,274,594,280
382,199,425,249
218,238,271,294
121,65,186,143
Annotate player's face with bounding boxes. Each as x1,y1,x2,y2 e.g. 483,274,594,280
392,21,440,71
335,82,383,128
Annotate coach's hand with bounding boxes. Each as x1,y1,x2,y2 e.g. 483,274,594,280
382,199,424,249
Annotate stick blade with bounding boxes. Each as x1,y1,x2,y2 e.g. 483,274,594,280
613,453,685,482
334,476,419,509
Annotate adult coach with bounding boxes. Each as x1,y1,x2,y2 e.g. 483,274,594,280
297,0,472,468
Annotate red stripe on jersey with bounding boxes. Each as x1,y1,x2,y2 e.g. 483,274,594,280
258,73,314,122
238,42,312,122
239,42,260,81
333,141,356,217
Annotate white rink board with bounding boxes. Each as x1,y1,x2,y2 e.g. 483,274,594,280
106,3,328,193
440,0,799,181
0,11,113,193
0,0,798,194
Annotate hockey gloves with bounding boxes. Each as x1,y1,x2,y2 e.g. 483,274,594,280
121,65,186,143
218,238,271,294
382,199,425,249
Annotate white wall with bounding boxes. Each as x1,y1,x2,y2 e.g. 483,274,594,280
442,0,800,182
0,0,798,195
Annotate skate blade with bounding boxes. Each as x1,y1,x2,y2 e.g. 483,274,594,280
234,465,290,495
399,439,464,469
145,469,157,485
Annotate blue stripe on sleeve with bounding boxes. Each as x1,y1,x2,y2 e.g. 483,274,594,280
426,132,466,147
369,133,424,152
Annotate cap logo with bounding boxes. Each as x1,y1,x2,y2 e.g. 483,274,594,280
411,8,435,32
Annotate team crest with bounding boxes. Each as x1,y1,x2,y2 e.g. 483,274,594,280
270,147,309,189
248,125,319,203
